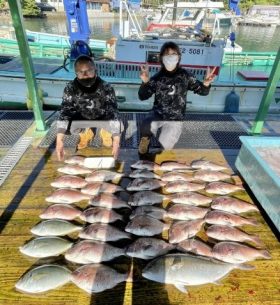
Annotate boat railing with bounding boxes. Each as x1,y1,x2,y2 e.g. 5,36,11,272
0,38,109,59
0,38,70,59
25,30,109,50
223,51,277,66
95,61,206,81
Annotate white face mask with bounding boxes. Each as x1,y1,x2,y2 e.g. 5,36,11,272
162,54,179,71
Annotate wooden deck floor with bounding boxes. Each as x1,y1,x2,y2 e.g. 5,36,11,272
0,146,279,305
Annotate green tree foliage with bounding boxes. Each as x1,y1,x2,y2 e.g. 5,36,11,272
238,0,280,12
21,0,40,16
0,0,7,9
158,0,280,13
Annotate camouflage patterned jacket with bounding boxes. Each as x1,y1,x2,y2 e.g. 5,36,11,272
138,67,210,120
57,77,119,134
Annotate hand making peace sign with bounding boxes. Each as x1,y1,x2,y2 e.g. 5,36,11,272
203,67,217,87
140,64,150,83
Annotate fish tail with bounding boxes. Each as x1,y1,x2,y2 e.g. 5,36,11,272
163,194,171,200
251,235,263,247
163,222,171,231
77,225,83,231
125,232,133,240
252,205,259,212
247,218,259,226
260,250,271,259
126,264,134,282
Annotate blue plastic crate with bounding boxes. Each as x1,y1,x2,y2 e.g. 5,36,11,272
236,136,280,232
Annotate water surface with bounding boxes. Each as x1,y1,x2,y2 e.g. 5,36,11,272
2,16,279,52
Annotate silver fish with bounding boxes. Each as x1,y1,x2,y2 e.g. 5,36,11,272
161,172,194,182
167,204,209,220
211,196,259,214
125,215,169,236
80,207,123,223
57,164,92,175
129,169,161,179
71,264,131,293
194,170,231,182
89,193,129,209
191,160,228,171
159,161,192,171
169,219,205,243
206,225,263,246
142,253,254,293
85,170,124,182
126,237,175,259
205,210,259,227
169,192,212,206
164,181,205,193
128,191,168,206
177,239,213,257
46,189,90,204
79,223,131,241
131,160,161,171
212,242,271,263
64,155,85,166
81,182,124,196
31,219,82,236
205,182,244,195
126,178,165,191
15,265,71,293
51,175,87,189
65,240,125,264
40,204,82,220
20,236,73,258
130,206,168,220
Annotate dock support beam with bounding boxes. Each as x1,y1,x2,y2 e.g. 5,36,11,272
7,0,47,132
251,47,280,135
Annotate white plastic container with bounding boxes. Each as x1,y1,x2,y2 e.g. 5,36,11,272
83,157,115,169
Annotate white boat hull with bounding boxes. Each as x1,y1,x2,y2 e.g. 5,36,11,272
115,38,224,73
0,75,279,114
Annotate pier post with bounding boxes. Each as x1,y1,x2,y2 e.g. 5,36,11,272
7,0,47,132
251,47,280,135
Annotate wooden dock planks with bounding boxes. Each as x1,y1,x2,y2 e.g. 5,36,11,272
0,147,279,305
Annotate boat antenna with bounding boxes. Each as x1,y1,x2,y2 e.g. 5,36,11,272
172,0,178,27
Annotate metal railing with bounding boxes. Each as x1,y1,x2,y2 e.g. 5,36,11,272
0,38,108,59
223,51,277,66
95,61,207,81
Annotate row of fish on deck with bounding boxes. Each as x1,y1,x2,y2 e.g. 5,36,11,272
15,157,271,294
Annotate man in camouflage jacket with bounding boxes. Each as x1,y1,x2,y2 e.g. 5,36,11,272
56,55,123,160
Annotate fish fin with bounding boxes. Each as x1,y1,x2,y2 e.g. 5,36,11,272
171,257,184,271
143,245,153,251
174,284,188,293
236,263,255,271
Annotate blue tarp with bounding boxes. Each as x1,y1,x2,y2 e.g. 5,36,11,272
229,0,241,16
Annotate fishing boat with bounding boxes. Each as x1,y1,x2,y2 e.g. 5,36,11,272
146,0,238,31
0,0,279,113
238,5,280,26
113,0,234,74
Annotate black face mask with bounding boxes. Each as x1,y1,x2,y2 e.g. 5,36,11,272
77,77,96,87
